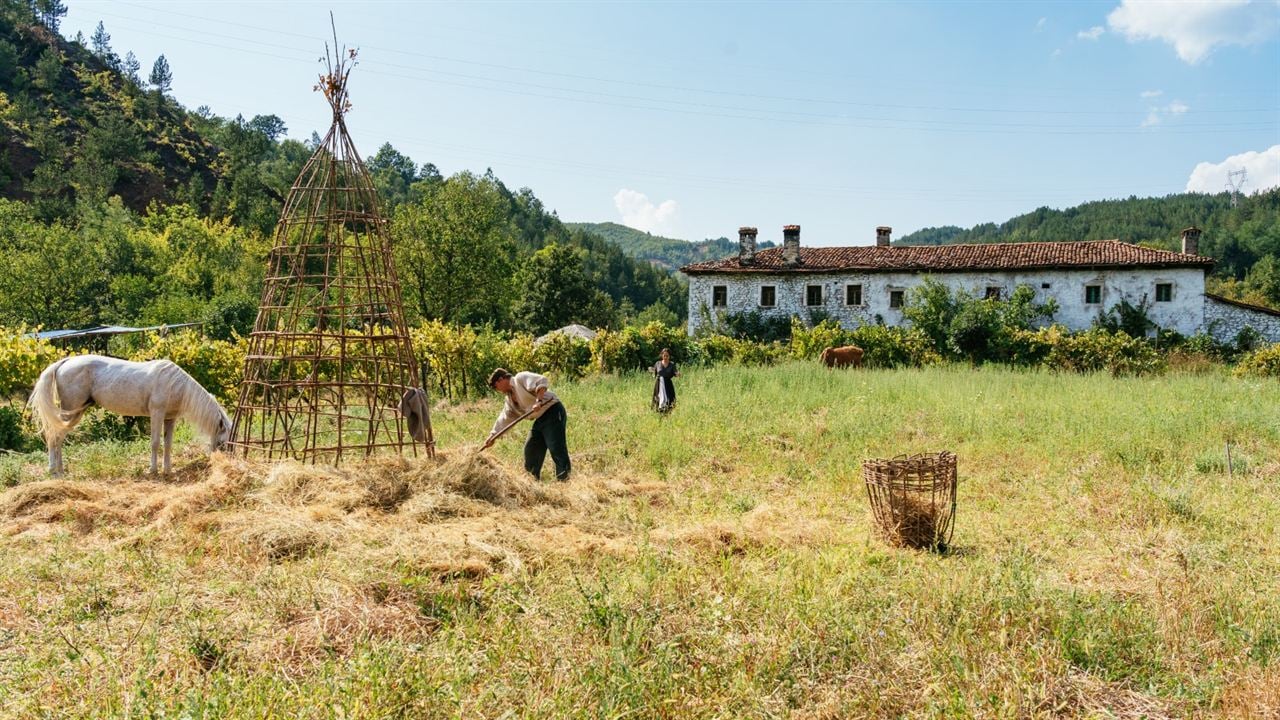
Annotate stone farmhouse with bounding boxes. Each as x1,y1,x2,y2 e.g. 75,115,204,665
681,225,1280,344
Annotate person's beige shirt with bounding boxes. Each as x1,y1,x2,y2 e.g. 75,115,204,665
490,371,559,435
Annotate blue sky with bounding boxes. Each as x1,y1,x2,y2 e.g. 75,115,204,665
63,1,1279,246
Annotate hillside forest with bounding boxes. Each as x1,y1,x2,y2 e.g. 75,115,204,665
0,2,685,337
1,0,1278,346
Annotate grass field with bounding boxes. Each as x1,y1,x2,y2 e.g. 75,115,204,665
0,362,1277,718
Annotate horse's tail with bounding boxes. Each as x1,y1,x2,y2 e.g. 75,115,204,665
27,357,74,443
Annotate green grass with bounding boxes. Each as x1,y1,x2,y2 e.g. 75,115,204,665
0,363,1277,718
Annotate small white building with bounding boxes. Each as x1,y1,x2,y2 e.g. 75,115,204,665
681,225,1280,344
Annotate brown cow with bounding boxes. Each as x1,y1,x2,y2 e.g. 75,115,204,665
820,345,864,368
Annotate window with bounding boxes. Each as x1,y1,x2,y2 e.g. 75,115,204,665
806,285,823,306
1041,282,1051,290
1084,285,1102,305
759,285,776,307
845,284,863,306
889,289,905,309
712,285,727,308
1155,283,1173,302
984,286,1002,300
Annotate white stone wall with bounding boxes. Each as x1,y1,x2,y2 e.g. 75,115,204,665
686,267,1207,335
1204,296,1280,344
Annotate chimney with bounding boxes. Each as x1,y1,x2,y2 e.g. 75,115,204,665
738,226,758,265
876,226,892,247
782,224,801,267
1180,226,1201,255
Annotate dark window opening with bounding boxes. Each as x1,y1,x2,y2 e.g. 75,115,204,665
1041,282,1051,289
712,285,727,308
760,285,776,307
985,286,1002,300
889,290,905,309
1085,285,1102,304
806,285,823,307
1155,283,1172,302
846,284,863,306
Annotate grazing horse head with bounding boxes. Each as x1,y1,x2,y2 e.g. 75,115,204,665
210,413,232,452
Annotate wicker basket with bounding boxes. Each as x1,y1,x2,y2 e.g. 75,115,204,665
862,452,957,550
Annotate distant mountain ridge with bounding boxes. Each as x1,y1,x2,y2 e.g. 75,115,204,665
568,221,775,273
895,191,1278,277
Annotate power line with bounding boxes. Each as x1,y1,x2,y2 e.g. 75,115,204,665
94,15,1278,137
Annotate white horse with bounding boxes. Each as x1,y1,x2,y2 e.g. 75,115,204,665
28,355,232,477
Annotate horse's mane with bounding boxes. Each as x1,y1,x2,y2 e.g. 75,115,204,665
160,362,230,439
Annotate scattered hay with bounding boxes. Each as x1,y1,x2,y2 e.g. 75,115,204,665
226,508,343,561
259,459,413,513
249,587,435,674
661,503,831,555
1219,663,1280,719
0,481,101,519
1041,669,1181,719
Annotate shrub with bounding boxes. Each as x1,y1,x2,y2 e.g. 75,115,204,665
1234,343,1280,378
693,334,785,366
589,327,643,374
78,408,147,442
0,404,39,452
1234,326,1265,354
947,299,1003,363
534,334,591,380
1094,299,1154,339
1042,327,1165,377
130,330,246,403
0,326,64,398
789,318,852,360
719,310,792,343
588,322,697,374
846,325,941,368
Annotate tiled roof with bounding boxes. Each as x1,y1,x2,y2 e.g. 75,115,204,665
680,240,1215,274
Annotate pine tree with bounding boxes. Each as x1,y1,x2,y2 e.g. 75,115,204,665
90,21,111,58
149,54,172,95
35,0,67,31
123,51,141,85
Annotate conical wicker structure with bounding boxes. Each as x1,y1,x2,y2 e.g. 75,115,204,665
230,41,432,463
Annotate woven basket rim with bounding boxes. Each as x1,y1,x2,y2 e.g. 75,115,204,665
862,451,956,469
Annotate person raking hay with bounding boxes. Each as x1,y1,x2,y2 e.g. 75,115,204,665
482,368,571,481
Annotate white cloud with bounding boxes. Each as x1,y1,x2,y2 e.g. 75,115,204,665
614,189,680,235
1035,17,1047,32
1107,0,1280,64
1078,26,1105,40
1051,48,1063,58
1185,145,1280,193
1139,89,1163,99
1140,111,1162,128
1167,100,1189,115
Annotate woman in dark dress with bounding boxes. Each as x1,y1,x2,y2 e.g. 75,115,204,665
652,347,678,413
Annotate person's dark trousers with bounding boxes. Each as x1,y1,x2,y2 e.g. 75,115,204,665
524,403,570,481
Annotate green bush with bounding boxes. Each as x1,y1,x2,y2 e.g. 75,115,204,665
1234,343,1280,378
534,334,591,380
0,326,65,398
0,404,39,452
77,409,147,443
789,318,852,360
846,325,941,368
1040,327,1165,377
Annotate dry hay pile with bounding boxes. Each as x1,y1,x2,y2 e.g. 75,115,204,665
0,449,643,574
